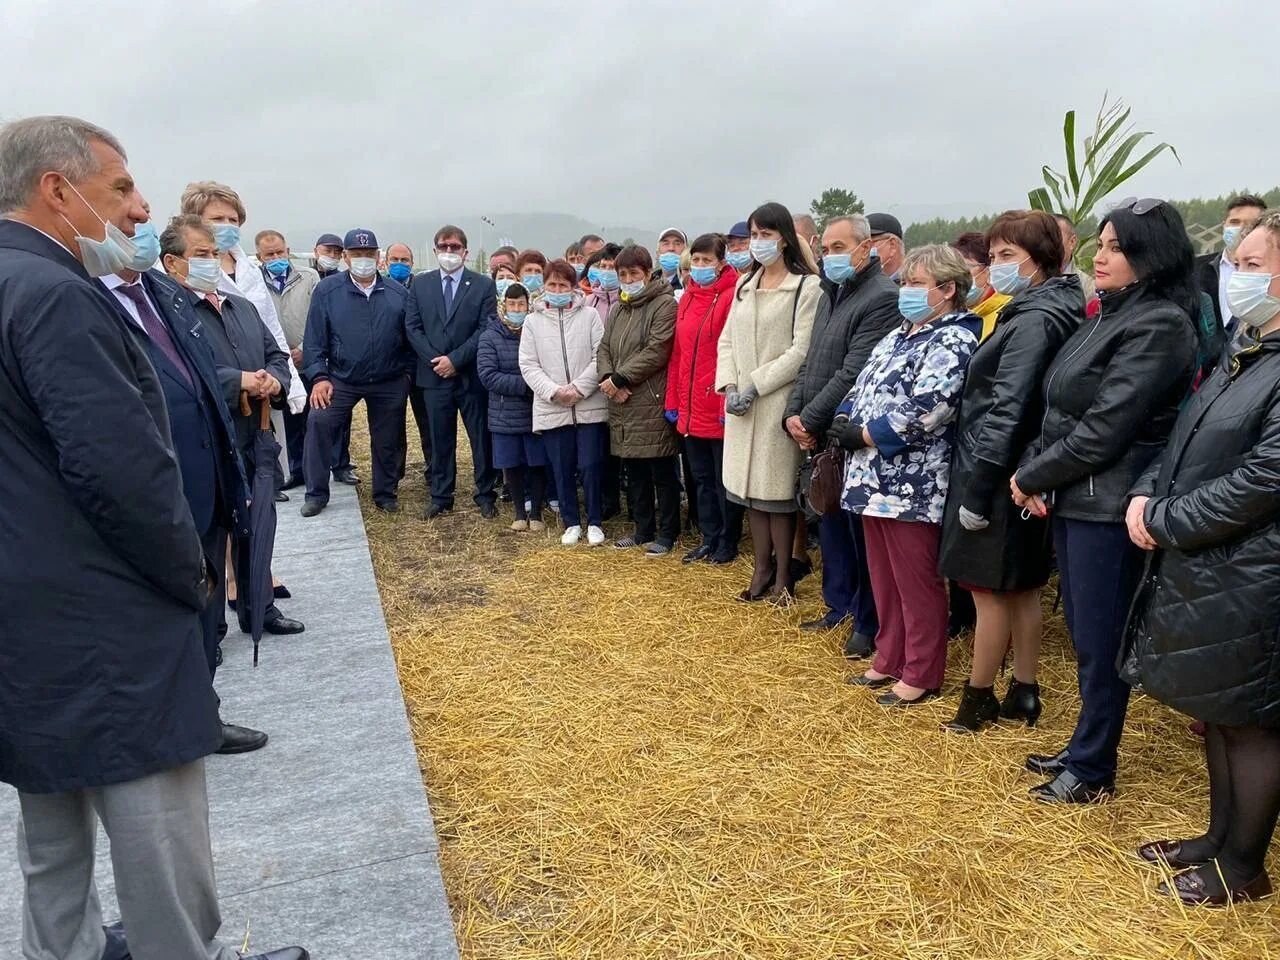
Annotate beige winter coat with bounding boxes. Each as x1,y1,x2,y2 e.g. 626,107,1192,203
715,271,820,502
519,294,608,433
266,264,320,350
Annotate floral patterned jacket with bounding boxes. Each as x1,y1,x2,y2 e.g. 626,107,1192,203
837,313,978,523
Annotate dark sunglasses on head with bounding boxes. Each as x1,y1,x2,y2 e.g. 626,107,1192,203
1115,196,1165,215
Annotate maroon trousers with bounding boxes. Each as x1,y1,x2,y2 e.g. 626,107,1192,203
863,515,949,690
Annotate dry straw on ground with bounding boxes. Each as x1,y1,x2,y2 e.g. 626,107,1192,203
349,423,1277,959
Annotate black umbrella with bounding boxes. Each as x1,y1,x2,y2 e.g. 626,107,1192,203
239,392,280,666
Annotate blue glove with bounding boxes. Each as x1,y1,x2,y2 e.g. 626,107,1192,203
664,409,678,424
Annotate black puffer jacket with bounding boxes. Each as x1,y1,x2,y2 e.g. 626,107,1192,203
1015,283,1197,522
783,261,901,435
1120,335,1280,726
938,276,1081,590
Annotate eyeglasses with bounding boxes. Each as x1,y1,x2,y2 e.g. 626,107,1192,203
1115,197,1165,215
435,242,465,253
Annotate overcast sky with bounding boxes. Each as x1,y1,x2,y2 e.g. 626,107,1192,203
4,0,1277,235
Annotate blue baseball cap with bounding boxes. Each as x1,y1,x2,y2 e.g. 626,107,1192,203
314,233,343,248
728,221,750,239
343,228,379,251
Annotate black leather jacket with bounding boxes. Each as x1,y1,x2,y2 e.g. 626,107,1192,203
1016,283,1197,522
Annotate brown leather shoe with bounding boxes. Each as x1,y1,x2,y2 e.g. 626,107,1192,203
1157,866,1273,907
1136,840,1209,871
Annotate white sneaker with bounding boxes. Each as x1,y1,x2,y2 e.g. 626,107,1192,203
587,525,606,546
561,525,582,546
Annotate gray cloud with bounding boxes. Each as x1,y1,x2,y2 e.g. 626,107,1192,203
4,0,1277,242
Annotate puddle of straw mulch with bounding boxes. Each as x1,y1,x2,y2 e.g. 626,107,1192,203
346,418,1278,960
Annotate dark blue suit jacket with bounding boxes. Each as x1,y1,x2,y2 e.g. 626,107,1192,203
97,271,249,538
405,268,497,391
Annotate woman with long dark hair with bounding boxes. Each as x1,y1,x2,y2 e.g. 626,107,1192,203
1123,210,1280,906
1011,198,1198,803
716,202,820,604
939,211,1082,733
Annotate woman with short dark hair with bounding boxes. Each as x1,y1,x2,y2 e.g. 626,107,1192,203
516,249,547,301
598,245,682,556
939,211,1082,733
666,233,742,563
951,231,1010,342
1011,199,1199,804
585,242,623,324
1122,211,1280,905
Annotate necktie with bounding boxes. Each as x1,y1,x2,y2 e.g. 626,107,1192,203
443,274,455,313
117,282,193,387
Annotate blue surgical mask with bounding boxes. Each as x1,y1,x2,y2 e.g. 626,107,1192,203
573,262,586,278
823,253,854,285
183,257,222,293
965,283,983,307
587,266,602,287
726,249,752,271
544,291,573,309
598,269,619,291
658,251,681,273
750,238,780,266
265,258,291,277
897,286,937,323
505,310,528,327
989,258,1032,296
1224,226,1242,252
495,277,515,298
388,262,412,283
126,221,161,271
212,224,241,252
522,273,544,293
690,265,718,287
620,280,646,299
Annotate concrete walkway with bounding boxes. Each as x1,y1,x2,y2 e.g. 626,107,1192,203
0,484,459,959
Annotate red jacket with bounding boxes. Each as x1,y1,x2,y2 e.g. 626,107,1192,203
664,266,738,438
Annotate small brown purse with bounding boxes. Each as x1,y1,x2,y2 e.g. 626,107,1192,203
804,441,845,516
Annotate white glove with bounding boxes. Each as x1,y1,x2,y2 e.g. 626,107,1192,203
958,506,990,532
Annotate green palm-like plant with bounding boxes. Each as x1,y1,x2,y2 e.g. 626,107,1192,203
1028,94,1179,269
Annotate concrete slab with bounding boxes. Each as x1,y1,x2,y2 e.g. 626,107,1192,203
0,483,458,959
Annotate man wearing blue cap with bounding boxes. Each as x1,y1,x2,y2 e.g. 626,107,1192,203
725,221,752,272
313,232,344,278
300,228,414,516
310,231,358,482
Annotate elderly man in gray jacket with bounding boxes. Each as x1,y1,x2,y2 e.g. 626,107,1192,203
784,213,901,656
256,228,328,488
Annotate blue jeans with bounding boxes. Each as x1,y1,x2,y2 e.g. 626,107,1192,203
1054,516,1144,785
542,423,607,528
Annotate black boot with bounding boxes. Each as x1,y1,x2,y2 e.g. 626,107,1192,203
1000,679,1043,727
942,683,1001,733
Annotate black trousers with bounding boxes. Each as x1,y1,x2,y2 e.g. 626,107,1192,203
286,374,352,479
304,376,409,506
397,385,432,483
679,440,700,533
423,382,498,509
1055,516,1144,785
625,455,681,546
201,527,228,679
683,436,743,555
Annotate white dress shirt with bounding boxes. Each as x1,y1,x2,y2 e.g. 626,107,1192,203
100,273,158,332
1218,252,1235,329
351,274,377,299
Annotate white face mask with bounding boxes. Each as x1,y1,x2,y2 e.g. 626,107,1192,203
437,251,464,272
182,257,222,293
349,257,378,280
1227,271,1280,329
59,180,139,278
317,254,341,271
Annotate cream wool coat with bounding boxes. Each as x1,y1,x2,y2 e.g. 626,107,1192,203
715,271,820,503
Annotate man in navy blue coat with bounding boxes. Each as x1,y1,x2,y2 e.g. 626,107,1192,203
405,224,500,519
0,115,306,960
300,227,414,516
100,238,272,756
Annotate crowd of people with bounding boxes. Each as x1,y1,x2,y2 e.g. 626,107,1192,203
1,113,1279,958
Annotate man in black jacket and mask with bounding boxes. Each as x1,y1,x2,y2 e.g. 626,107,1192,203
784,214,901,656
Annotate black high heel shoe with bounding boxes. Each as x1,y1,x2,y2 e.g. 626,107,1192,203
943,683,1001,733
1000,679,1042,727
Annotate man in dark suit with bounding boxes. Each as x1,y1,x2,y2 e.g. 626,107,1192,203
385,240,432,484
1196,193,1267,337
101,229,271,755
405,224,500,519
0,113,306,960
160,214,305,637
